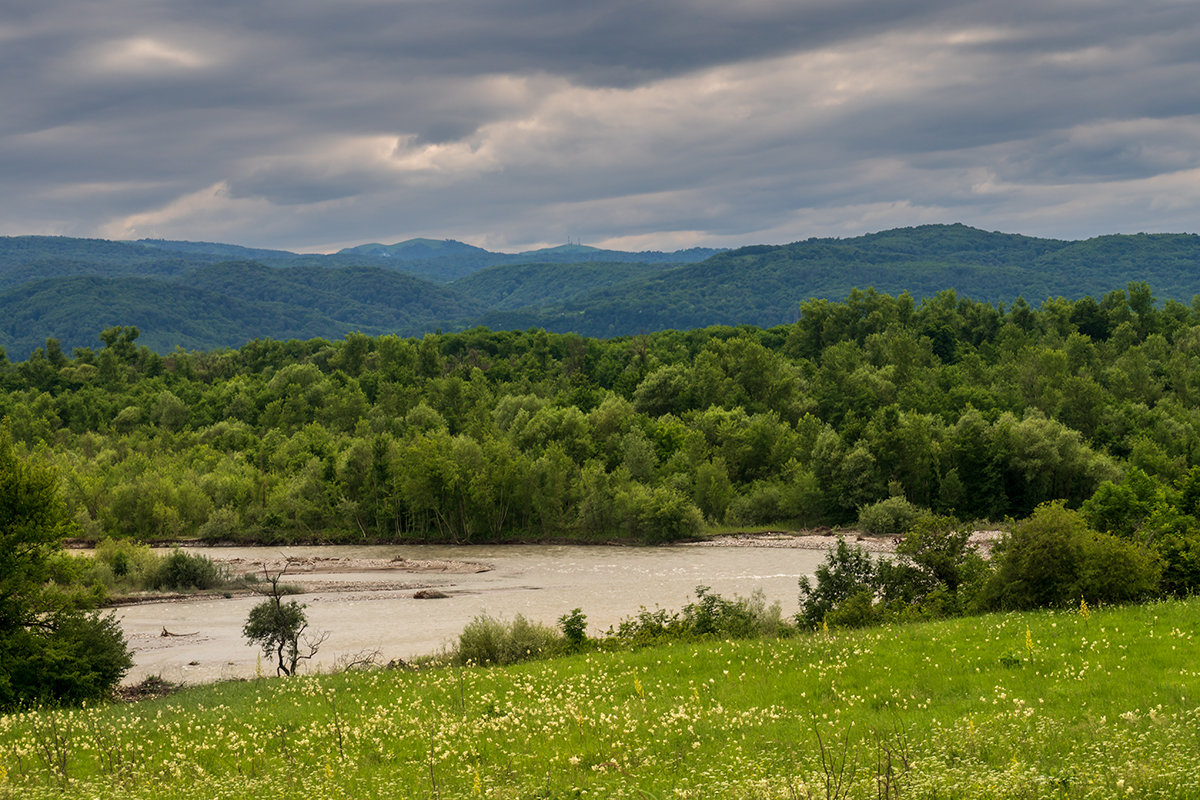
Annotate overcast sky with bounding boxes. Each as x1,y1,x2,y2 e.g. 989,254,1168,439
4,1,1200,252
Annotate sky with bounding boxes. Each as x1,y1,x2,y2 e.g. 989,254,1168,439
4,0,1200,253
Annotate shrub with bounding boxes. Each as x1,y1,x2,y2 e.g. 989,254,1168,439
197,507,241,542
857,496,927,535
877,514,987,615
825,587,882,628
797,537,878,629
0,612,133,710
981,501,1162,610
454,614,561,666
1157,532,1200,596
609,607,684,647
154,549,228,590
616,484,703,543
557,608,588,651
94,538,159,587
727,484,784,525
607,586,787,646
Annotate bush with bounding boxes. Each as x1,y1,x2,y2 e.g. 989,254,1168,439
558,608,588,651
727,484,784,525
877,515,986,614
94,538,159,587
0,612,133,710
981,501,1162,610
454,614,561,666
616,484,703,543
1157,532,1200,596
682,586,785,639
797,537,878,629
608,586,788,646
608,607,685,647
857,496,927,535
824,587,881,628
197,507,241,542
154,549,228,590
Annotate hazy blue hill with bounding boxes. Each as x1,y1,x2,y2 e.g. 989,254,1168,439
1030,233,1200,297
335,239,723,282
471,225,1200,337
137,238,303,262
512,244,723,264
7,224,1200,357
178,261,482,329
848,223,1063,263
0,277,340,357
450,261,671,309
0,263,482,359
0,236,208,288
338,238,493,260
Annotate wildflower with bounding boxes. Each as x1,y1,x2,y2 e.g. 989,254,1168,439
1025,626,1034,659
473,770,483,796
1080,597,1090,619
634,677,644,699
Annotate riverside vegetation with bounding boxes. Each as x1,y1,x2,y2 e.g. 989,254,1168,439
5,282,1200,554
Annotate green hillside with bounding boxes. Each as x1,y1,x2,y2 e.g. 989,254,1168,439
451,260,671,309
502,225,1200,337
337,239,723,282
0,263,482,357
6,225,1200,356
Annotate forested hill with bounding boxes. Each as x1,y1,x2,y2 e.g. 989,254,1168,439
516,225,1200,337
3,225,1200,357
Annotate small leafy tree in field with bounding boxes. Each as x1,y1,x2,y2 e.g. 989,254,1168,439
557,608,588,651
242,568,325,676
797,537,878,629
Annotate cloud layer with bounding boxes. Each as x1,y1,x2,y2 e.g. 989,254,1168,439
4,1,1200,251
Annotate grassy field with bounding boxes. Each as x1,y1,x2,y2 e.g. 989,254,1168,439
1,598,1198,799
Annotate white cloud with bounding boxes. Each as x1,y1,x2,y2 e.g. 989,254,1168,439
99,182,273,240
93,37,211,72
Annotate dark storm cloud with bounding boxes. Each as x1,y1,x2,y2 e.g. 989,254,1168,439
3,0,1200,249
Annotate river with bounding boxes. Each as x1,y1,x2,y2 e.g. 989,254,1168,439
115,540,836,684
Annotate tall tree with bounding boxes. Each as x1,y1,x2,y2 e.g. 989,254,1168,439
0,423,132,708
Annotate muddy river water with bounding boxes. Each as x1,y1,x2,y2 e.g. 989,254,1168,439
115,539,837,684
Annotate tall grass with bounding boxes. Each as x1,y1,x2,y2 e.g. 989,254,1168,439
1,598,1198,798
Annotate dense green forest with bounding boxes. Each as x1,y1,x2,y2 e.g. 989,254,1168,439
2,283,1200,598
5,225,1200,358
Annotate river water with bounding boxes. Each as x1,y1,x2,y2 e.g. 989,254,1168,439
114,542,832,684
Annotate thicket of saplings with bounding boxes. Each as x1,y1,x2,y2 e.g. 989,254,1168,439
3,282,1200,553
49,542,239,601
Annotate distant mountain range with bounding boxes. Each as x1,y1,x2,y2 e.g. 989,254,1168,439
2,224,1199,358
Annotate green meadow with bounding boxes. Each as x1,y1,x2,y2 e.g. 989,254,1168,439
2,597,1199,799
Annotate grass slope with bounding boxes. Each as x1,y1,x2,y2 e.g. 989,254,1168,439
2,598,1198,798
